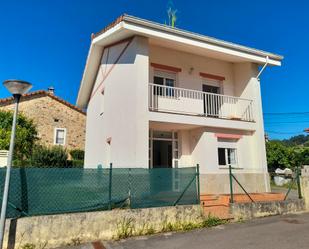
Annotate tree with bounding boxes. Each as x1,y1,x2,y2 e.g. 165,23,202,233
266,141,309,172
266,141,291,171
0,110,38,165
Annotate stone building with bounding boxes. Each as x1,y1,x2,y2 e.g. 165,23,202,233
0,88,86,151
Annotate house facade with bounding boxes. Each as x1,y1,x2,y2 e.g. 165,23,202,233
77,15,283,194
0,88,86,151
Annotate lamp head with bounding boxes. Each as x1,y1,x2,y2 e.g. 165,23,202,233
3,79,32,96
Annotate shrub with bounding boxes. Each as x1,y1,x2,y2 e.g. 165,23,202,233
31,145,68,167
70,149,84,160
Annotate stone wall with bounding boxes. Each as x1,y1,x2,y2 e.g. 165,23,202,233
0,94,86,151
3,205,203,249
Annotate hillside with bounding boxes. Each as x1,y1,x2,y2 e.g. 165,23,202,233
280,135,309,147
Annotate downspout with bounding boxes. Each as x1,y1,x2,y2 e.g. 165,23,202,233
256,56,270,192
256,56,269,80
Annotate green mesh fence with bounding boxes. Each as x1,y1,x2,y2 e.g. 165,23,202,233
0,166,198,218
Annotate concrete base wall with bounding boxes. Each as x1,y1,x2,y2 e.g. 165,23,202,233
3,205,203,249
200,172,270,194
231,199,305,220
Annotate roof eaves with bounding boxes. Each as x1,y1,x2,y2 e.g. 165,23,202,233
0,91,86,115
93,14,126,39
122,15,283,61
93,14,283,61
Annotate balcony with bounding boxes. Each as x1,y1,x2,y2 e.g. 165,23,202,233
149,83,254,122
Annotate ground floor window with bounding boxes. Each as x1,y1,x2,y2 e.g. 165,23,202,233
218,147,237,166
217,138,238,167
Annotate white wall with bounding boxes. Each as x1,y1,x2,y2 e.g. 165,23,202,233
233,63,269,190
84,36,149,168
84,40,269,193
149,45,235,95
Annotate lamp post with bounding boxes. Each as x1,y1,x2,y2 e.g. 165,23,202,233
0,80,32,249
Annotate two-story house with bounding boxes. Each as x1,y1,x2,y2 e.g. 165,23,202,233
77,15,283,194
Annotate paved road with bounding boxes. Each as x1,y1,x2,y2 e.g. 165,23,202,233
103,213,309,249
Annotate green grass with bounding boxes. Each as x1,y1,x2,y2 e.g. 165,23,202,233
115,214,226,240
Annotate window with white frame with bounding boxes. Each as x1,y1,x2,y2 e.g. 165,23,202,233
54,128,66,146
153,70,176,96
217,138,238,167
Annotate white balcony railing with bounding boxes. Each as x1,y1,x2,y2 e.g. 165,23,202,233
149,83,254,122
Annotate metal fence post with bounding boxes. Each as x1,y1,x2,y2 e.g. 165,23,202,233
196,164,200,204
297,165,302,199
229,164,234,203
108,163,113,210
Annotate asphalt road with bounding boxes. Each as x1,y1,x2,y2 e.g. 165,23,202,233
104,213,309,249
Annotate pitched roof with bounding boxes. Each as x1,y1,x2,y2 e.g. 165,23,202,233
77,14,284,108
93,14,283,60
0,90,86,115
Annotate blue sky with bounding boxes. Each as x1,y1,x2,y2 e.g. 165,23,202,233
1,0,309,139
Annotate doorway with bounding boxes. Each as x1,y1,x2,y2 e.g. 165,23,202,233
149,130,179,192
149,130,179,169
203,84,220,117
152,140,172,168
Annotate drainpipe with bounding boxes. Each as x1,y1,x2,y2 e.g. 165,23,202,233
256,55,270,192
256,56,269,80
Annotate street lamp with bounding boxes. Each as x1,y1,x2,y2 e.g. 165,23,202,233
0,80,32,249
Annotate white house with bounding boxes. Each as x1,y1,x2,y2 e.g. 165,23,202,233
77,15,283,194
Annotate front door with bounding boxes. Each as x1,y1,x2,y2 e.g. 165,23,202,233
203,84,220,117
151,140,173,193
152,140,172,168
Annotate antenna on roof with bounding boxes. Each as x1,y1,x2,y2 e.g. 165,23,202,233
166,0,177,28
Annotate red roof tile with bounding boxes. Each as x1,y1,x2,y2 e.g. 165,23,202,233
93,14,125,39
0,90,86,115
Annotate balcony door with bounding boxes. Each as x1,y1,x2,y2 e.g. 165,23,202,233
203,84,221,117
153,70,176,96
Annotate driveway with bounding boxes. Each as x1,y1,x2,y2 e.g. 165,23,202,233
101,212,309,249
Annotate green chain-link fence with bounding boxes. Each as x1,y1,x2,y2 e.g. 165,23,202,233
0,166,199,218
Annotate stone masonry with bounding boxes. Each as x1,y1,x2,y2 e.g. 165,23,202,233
0,91,86,151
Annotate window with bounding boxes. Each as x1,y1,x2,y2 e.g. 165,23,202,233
218,148,237,166
153,70,176,96
54,128,66,146
217,138,238,167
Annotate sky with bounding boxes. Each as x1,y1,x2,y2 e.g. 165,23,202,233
1,0,309,140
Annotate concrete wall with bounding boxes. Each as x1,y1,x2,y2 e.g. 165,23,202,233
175,127,269,194
3,205,203,249
231,199,305,220
149,45,235,95
84,36,149,167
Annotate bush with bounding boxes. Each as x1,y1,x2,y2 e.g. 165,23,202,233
66,159,84,168
70,149,84,160
31,145,68,167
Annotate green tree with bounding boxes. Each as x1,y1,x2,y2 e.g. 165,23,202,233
266,141,291,171
0,110,38,165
